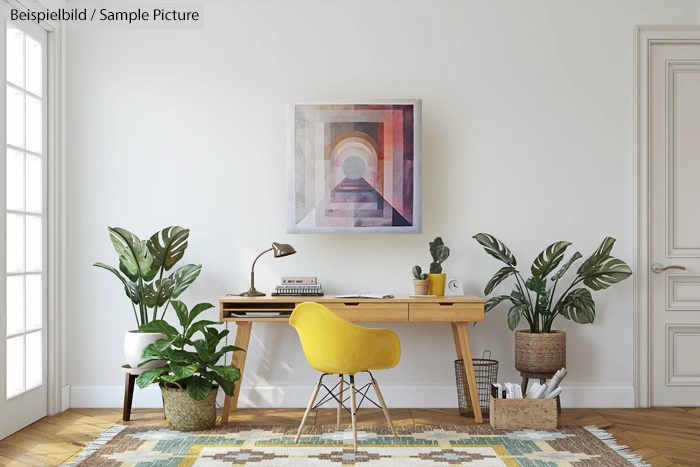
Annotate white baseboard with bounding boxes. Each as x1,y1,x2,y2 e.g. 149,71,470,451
62,384,71,412
69,383,635,409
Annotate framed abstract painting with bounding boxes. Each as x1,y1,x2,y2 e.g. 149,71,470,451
287,100,422,234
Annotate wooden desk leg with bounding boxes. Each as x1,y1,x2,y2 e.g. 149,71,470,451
221,321,253,424
451,323,463,361
454,322,484,423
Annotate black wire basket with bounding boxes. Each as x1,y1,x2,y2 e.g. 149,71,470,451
455,351,498,417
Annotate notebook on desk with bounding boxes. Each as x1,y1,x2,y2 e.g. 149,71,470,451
335,293,394,299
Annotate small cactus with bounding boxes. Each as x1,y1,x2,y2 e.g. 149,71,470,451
429,237,450,274
413,265,428,280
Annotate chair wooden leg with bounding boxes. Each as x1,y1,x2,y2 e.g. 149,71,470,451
295,380,321,444
350,375,357,452
337,374,344,431
371,378,396,438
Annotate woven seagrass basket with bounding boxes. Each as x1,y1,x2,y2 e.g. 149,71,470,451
515,330,566,374
161,384,218,431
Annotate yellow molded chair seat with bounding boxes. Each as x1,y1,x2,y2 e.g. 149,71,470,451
289,302,400,375
289,302,401,451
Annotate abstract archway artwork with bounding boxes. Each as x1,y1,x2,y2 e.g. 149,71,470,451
287,100,422,234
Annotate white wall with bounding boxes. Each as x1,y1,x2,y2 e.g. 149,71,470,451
66,0,699,409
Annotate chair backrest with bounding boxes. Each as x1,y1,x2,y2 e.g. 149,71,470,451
289,302,401,375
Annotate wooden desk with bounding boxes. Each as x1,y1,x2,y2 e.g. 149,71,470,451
219,295,485,424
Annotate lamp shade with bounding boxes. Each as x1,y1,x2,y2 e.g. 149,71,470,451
272,242,296,258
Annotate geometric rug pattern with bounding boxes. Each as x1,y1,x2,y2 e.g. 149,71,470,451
63,424,650,466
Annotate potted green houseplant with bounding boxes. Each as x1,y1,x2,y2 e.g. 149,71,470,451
428,237,450,296
474,233,632,374
412,265,429,295
94,226,202,369
135,300,244,431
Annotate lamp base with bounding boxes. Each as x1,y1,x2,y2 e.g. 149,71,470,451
240,289,266,297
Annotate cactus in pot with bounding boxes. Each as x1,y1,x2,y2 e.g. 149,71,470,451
412,265,429,295
428,237,450,295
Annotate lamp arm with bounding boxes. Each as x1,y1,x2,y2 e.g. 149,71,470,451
250,248,273,274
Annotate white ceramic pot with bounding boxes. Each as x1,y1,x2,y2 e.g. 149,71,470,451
124,330,167,369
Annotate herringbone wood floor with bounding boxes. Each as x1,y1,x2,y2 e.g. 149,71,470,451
0,407,699,466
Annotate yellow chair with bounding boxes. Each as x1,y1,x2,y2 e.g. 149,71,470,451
289,302,401,451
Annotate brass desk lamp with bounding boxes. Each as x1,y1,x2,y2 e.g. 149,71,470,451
240,242,296,297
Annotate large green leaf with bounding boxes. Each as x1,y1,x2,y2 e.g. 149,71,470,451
186,376,213,401
559,288,596,324
551,252,583,282
536,287,553,316
143,278,175,309
214,376,235,397
473,233,517,266
507,304,526,330
140,343,166,360
193,339,214,363
510,290,527,306
169,362,198,380
167,348,199,364
148,227,190,273
108,227,154,281
211,365,241,383
93,262,140,304
187,302,215,328
135,367,167,389
577,237,616,274
213,345,245,363
531,241,571,277
139,319,179,338
484,266,516,295
185,320,221,340
526,276,547,295
172,300,189,328
171,264,202,299
581,258,632,291
484,295,511,313
204,328,229,349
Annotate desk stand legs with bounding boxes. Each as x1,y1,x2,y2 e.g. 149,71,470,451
221,321,253,424
452,322,484,423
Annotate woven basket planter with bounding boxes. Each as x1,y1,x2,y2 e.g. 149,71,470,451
161,384,218,431
515,330,566,374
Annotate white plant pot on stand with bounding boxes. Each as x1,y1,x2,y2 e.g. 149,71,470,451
124,331,166,369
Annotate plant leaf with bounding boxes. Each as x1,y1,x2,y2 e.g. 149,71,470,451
213,345,245,363
148,226,190,273
93,262,140,304
525,276,547,295
172,300,189,328
484,266,516,295
135,367,167,389
214,376,235,396
140,343,166,360
171,264,202,299
507,304,526,331
531,241,571,277
559,288,596,323
551,252,583,282
186,302,215,329
577,237,616,274
169,362,198,380
581,258,632,291
211,365,241,383
473,233,517,266
193,339,214,363
186,376,212,401
143,278,175,309
185,320,221,340
139,319,179,338
484,295,511,312
107,227,153,281
510,290,527,306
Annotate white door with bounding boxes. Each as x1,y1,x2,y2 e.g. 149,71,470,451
0,5,48,439
650,34,700,406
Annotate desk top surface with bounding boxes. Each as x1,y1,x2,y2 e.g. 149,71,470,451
220,295,484,303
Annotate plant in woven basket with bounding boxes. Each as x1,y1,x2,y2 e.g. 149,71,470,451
474,234,632,333
135,300,244,401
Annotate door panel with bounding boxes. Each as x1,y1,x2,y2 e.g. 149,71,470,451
650,42,700,406
0,5,48,439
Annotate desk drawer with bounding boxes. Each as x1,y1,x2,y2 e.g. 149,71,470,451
324,302,408,322
409,302,484,322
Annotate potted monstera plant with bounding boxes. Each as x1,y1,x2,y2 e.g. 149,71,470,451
136,300,244,430
474,234,632,374
94,226,201,369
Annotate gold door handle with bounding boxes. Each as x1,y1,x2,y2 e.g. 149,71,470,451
652,263,687,273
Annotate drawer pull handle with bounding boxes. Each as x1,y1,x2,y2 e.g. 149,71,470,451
344,302,360,306
439,303,454,306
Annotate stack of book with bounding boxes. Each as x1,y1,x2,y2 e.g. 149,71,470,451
271,277,324,297
491,367,567,400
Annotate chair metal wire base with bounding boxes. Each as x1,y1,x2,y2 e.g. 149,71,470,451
312,371,382,413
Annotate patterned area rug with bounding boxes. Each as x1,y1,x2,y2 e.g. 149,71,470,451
63,424,649,466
